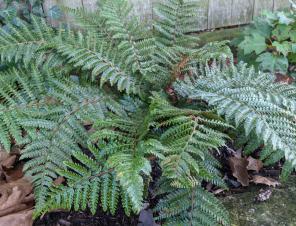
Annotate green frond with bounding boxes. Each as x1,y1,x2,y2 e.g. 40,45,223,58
107,153,151,212
149,95,230,188
0,15,54,65
174,61,296,167
35,145,146,218
153,0,199,52
155,187,230,226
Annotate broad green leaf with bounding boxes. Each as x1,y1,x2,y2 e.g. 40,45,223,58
273,41,291,56
256,52,288,73
272,24,291,41
277,11,294,25
239,33,266,55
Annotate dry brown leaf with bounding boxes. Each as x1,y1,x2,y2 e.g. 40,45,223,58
1,155,16,169
53,176,65,186
0,209,33,226
213,188,226,195
251,175,280,187
0,152,10,163
4,162,24,182
247,156,263,173
275,73,294,84
229,156,249,186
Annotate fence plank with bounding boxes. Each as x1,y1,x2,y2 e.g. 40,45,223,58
82,0,98,12
274,0,291,10
231,0,254,25
42,0,292,31
208,0,232,29
130,0,153,21
196,0,209,30
43,0,59,26
0,0,6,9
253,0,273,17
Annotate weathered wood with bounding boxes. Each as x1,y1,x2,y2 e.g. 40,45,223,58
274,0,291,11
130,0,153,21
82,0,98,12
0,0,6,9
43,0,59,26
208,0,232,29
42,0,293,31
253,0,274,17
231,0,254,25
196,0,209,30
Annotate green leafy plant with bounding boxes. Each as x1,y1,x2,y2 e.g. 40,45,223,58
235,9,296,75
174,61,296,179
0,0,295,225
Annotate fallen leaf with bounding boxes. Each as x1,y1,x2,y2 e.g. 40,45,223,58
251,175,280,187
53,176,65,186
229,156,249,186
247,156,263,173
275,73,294,84
4,162,24,182
0,209,33,226
0,177,34,226
213,188,226,195
0,152,10,163
1,155,16,169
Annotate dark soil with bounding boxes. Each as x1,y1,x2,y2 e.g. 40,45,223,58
34,208,139,226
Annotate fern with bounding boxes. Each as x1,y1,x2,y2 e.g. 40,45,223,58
0,16,55,65
0,65,124,209
0,0,256,225
154,0,199,52
150,95,230,188
35,147,128,217
174,61,296,168
155,187,230,226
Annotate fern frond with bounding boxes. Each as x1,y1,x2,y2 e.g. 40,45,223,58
155,187,230,226
0,15,54,65
149,95,230,188
174,61,296,167
55,30,142,94
154,0,199,52
88,105,152,212
35,146,145,218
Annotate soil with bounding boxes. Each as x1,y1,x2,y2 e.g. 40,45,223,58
34,208,139,226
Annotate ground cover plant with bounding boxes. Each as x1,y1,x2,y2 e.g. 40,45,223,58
235,7,296,76
0,0,295,225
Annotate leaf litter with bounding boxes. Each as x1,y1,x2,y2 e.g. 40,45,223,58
0,147,34,226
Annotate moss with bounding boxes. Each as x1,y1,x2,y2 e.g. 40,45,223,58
222,176,296,226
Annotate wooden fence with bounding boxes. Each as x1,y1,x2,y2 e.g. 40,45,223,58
43,0,292,31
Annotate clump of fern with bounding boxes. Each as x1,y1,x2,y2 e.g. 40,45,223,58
0,0,295,225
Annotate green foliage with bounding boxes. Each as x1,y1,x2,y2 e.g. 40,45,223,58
150,96,230,188
155,187,230,226
34,146,129,217
0,65,124,211
0,0,45,25
2,0,295,225
235,10,296,75
174,61,296,169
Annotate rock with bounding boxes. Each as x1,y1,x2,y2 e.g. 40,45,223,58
222,176,296,226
